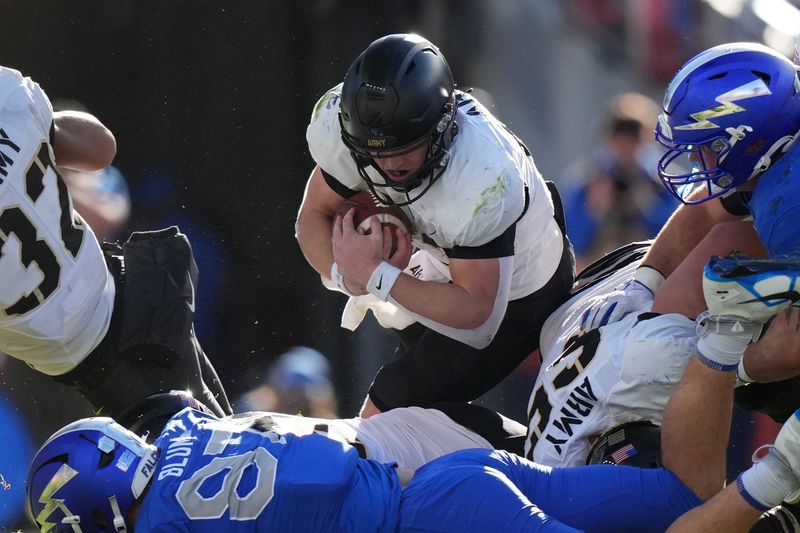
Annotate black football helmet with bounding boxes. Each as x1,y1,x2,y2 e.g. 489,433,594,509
586,421,662,469
339,33,457,206
117,389,215,443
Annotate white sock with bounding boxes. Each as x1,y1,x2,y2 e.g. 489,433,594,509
738,450,800,510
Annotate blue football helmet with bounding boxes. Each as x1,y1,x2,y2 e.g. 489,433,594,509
26,417,158,532
656,42,800,204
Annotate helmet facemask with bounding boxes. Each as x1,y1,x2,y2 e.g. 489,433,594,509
341,99,457,207
656,117,742,204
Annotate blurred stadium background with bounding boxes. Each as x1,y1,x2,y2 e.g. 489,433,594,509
1,0,798,528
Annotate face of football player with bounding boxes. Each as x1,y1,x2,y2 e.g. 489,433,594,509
689,144,720,170
372,143,429,183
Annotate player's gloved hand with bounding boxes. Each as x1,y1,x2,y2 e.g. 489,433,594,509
579,266,665,331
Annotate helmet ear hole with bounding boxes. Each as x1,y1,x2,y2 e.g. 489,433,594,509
752,70,771,83
93,509,111,529
37,453,70,473
98,449,115,469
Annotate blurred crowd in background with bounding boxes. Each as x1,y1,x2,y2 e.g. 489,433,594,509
2,0,799,528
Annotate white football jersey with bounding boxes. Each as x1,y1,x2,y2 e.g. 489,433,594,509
0,67,114,375
244,406,492,471
307,85,563,299
526,250,696,466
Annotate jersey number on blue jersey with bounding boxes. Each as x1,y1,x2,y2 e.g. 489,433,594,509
0,141,84,315
173,428,278,520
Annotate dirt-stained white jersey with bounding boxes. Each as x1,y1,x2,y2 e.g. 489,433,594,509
0,67,114,375
525,246,696,466
243,406,493,471
307,85,563,299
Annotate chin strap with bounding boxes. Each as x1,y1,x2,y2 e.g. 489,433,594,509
59,514,82,532
109,495,128,532
750,129,800,179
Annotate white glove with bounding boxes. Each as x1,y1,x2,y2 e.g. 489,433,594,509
341,293,416,331
579,266,665,331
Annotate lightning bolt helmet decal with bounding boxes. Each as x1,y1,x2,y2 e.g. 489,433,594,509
675,78,772,130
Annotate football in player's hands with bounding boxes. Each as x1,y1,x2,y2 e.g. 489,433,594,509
336,191,412,257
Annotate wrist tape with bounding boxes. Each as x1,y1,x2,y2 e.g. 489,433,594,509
331,262,357,297
736,358,755,386
635,265,666,294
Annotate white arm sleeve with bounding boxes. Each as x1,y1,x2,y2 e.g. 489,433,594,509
389,255,513,349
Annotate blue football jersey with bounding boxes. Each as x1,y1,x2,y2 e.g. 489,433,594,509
749,141,800,256
135,409,401,532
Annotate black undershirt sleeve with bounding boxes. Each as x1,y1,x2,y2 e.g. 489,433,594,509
320,168,359,199
447,223,516,260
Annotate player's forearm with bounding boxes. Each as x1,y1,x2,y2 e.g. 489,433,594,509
53,110,116,171
390,252,514,332
741,348,800,382
389,274,496,329
297,166,354,283
741,309,800,383
295,209,336,280
642,204,709,277
642,200,737,278
385,257,510,344
665,484,760,533
740,338,800,383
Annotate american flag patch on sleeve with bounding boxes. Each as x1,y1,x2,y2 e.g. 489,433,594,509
611,443,638,464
